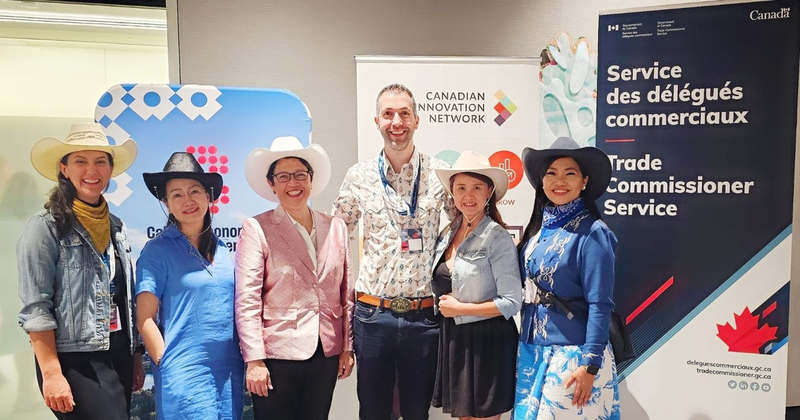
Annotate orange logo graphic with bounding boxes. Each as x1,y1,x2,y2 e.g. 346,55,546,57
489,151,524,190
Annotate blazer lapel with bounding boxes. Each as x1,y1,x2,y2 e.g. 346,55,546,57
314,211,331,278
272,206,316,275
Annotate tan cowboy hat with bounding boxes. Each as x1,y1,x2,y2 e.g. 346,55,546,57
435,150,509,200
30,122,138,181
244,136,331,202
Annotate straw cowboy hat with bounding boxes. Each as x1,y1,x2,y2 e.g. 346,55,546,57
435,150,509,200
522,136,612,200
244,136,331,202
143,152,224,201
30,122,138,181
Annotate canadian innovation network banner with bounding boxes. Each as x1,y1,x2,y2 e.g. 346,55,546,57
355,56,539,236
597,1,799,419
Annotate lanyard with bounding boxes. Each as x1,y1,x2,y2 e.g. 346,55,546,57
102,239,116,293
378,151,421,218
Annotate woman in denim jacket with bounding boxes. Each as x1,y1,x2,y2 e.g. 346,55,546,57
431,151,522,420
16,123,144,419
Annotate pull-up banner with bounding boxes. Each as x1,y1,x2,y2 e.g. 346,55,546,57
598,1,799,418
355,56,539,238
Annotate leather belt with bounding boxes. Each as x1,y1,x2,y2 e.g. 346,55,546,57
356,292,435,314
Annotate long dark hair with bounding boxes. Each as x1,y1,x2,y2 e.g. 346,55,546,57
45,153,114,238
160,182,218,264
517,155,604,251
450,172,507,229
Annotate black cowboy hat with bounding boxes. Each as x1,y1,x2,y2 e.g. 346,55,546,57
522,137,612,200
143,152,224,200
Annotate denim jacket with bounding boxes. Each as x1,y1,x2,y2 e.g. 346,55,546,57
17,209,139,354
432,214,522,325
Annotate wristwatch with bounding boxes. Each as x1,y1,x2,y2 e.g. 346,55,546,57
584,365,599,375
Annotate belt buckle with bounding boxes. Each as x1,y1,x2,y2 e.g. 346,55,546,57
390,297,412,314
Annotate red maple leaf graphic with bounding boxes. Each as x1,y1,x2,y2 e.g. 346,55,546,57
716,307,777,353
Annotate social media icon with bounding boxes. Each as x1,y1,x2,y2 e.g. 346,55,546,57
750,382,760,391
762,383,772,392
739,381,748,390
727,380,737,389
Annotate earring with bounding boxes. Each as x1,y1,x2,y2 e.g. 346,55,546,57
582,185,587,190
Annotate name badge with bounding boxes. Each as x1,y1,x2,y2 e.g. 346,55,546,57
401,228,423,254
110,303,122,332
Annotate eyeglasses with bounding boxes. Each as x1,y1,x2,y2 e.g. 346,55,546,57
270,170,313,183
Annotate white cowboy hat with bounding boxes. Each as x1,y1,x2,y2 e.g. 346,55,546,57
435,150,509,200
245,136,331,202
30,122,138,181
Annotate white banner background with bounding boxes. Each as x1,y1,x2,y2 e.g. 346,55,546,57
356,56,539,237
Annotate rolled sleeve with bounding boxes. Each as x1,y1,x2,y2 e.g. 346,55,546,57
489,230,523,320
579,224,617,367
234,218,269,362
331,167,362,241
16,214,59,333
135,240,167,299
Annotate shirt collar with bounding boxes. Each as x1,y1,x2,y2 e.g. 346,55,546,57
284,206,316,233
382,147,420,178
162,224,183,238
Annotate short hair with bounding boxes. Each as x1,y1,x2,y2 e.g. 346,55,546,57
375,83,417,116
266,156,313,183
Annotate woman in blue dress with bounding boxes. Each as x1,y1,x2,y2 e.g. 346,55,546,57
513,137,620,420
136,152,244,420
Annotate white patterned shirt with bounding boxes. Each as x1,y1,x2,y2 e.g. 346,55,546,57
333,148,456,298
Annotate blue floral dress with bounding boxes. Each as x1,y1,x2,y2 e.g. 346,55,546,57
513,199,620,420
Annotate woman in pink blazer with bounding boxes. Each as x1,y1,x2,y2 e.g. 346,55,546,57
235,137,354,420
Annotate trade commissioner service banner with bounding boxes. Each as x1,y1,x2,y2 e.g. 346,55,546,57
597,1,799,419
355,56,539,237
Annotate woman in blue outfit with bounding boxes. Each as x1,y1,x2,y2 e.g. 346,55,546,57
431,151,522,420
136,152,244,420
513,137,619,420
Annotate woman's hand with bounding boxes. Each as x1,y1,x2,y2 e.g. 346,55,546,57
564,366,595,408
438,294,463,318
132,352,145,391
42,372,75,413
338,351,355,380
246,360,273,397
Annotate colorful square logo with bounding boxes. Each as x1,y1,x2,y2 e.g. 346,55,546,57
493,90,517,126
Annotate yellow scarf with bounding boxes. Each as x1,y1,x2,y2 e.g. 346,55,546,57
72,197,110,252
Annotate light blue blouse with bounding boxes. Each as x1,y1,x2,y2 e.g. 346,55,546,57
432,214,522,324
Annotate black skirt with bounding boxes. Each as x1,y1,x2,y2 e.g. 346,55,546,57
432,312,519,418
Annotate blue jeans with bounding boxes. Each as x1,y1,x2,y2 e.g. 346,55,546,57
354,301,440,420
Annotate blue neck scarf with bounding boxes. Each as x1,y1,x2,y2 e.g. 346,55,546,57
542,198,585,228
525,198,586,279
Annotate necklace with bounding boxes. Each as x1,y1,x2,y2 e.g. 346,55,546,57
461,212,484,241
186,242,213,276
177,225,213,276
181,222,212,239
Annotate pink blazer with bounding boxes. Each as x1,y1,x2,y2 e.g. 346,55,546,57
234,206,354,362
